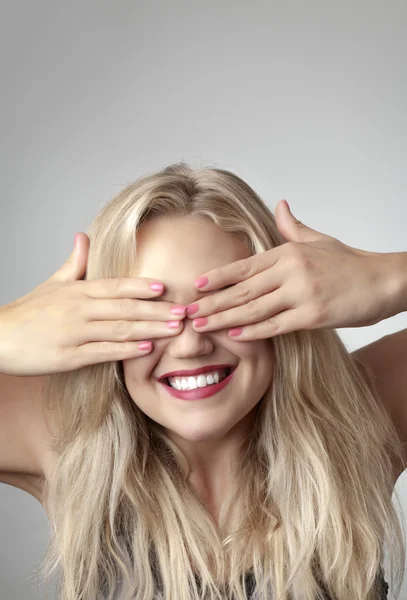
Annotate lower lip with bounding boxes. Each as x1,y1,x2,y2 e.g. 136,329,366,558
158,369,236,400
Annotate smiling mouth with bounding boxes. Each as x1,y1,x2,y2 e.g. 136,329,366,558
162,366,233,388
158,366,236,401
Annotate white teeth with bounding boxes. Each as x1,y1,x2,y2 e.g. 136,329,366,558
167,369,229,390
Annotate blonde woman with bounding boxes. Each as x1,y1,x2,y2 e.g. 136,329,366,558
0,162,406,600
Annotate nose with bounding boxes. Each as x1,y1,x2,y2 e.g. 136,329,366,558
166,317,215,358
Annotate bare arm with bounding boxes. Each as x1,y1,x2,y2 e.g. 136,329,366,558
352,328,407,470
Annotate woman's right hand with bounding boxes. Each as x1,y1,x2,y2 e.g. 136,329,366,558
0,233,185,377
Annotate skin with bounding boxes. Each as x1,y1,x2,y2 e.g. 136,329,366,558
122,215,275,520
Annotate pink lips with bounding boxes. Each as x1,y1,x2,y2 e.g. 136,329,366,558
159,368,236,400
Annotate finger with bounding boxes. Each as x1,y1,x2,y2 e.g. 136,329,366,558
192,289,287,332
227,308,315,341
83,277,167,299
84,297,187,322
78,318,184,344
275,200,328,244
71,340,156,367
50,232,89,283
194,250,282,292
189,269,282,319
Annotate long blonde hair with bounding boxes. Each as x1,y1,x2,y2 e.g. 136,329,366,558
33,162,405,599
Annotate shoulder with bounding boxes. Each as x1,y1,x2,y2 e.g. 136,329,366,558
0,373,56,510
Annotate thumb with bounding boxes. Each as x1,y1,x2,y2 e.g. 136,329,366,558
275,200,323,243
50,232,90,283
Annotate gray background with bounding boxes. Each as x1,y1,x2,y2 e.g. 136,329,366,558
1,1,406,598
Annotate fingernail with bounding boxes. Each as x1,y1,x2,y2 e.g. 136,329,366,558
229,327,243,337
186,303,199,316
150,282,164,292
138,341,153,351
170,305,187,315
195,276,209,289
167,320,181,328
193,317,208,327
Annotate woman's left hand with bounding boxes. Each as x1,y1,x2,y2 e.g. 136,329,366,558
186,200,398,340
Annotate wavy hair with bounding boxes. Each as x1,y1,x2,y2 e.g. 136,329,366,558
32,162,406,599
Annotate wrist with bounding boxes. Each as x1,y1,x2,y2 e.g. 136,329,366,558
382,251,407,318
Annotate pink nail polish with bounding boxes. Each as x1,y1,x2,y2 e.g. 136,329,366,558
195,276,209,289
186,303,199,316
167,320,181,328
193,317,208,328
150,282,164,292
138,341,153,351
170,305,187,315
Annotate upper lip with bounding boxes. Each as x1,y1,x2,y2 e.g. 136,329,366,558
157,364,236,381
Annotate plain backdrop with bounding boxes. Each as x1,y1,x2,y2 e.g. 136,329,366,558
0,1,406,598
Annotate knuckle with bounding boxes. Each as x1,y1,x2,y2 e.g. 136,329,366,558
60,282,78,302
235,283,252,304
312,301,328,325
68,282,89,311
111,277,124,294
113,320,132,340
265,316,279,333
70,348,86,370
98,341,115,356
71,281,90,308
302,255,314,271
237,258,253,278
246,297,262,320
309,278,323,298
68,305,85,324
100,277,123,296
296,255,310,272
287,242,301,258
287,243,307,266
297,272,312,295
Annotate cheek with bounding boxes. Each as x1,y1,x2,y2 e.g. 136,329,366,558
121,359,137,385
122,347,158,370
232,338,271,358
121,361,155,416
122,356,155,389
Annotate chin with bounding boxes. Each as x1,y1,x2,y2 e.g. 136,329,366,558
168,420,234,443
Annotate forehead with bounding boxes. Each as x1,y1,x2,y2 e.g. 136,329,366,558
133,216,252,276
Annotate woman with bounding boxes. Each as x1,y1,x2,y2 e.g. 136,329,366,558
0,162,405,599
